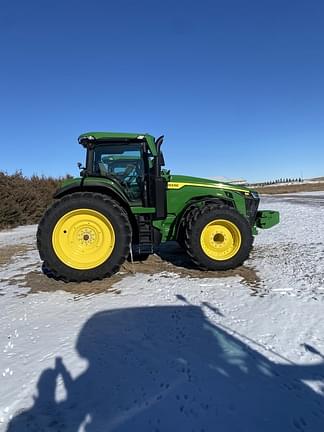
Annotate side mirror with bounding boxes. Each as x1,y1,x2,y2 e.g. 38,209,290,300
77,162,86,177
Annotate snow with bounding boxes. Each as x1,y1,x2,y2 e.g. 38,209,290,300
0,195,324,431
0,225,36,248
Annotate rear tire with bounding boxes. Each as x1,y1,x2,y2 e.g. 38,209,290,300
184,204,253,270
177,206,201,249
37,192,131,282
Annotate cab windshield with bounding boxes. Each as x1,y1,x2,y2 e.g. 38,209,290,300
92,143,144,202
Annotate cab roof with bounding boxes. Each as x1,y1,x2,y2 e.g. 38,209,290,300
78,131,157,156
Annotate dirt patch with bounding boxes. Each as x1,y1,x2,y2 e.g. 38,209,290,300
19,242,261,296
23,271,125,296
0,244,32,266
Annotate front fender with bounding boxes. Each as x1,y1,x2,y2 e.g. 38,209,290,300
169,197,236,242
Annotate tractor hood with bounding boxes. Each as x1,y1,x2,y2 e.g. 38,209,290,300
167,174,254,195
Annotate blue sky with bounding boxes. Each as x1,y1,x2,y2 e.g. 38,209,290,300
1,0,324,182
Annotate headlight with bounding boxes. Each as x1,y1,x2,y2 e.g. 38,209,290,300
251,191,259,199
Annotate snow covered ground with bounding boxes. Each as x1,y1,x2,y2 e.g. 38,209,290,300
0,194,324,431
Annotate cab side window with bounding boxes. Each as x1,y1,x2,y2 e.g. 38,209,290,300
93,144,144,202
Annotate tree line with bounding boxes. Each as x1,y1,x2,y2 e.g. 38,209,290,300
250,178,304,187
0,171,69,229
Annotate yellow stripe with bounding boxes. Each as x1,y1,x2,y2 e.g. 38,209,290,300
167,182,250,194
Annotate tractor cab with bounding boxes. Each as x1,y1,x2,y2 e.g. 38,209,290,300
78,132,167,216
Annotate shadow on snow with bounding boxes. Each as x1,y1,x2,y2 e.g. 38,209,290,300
7,304,324,431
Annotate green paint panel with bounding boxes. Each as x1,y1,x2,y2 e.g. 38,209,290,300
169,174,252,194
132,207,156,214
153,216,176,241
166,175,248,220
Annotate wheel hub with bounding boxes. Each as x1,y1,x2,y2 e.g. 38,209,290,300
200,219,242,261
52,209,115,270
213,233,225,244
77,227,96,245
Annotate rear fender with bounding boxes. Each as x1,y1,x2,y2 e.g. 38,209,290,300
53,182,138,240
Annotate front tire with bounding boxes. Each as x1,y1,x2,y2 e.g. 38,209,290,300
184,204,253,270
37,192,131,282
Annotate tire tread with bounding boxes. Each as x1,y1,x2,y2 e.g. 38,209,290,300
37,192,131,282
183,203,253,270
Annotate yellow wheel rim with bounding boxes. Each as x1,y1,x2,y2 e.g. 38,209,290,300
200,219,242,261
52,209,115,270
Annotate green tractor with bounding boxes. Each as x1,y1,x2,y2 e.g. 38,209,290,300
37,132,279,282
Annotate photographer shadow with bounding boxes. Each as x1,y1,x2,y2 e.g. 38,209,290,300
7,304,324,431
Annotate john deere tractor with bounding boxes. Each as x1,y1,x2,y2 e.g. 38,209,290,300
37,132,279,282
